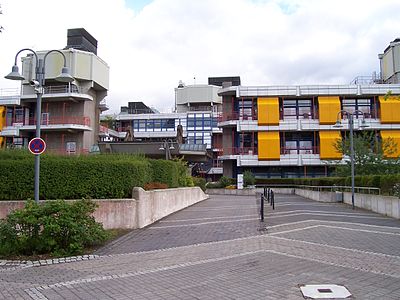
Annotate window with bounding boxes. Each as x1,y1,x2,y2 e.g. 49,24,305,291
342,98,372,118
282,132,315,154
283,99,312,119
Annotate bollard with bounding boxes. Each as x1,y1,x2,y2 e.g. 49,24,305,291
267,188,270,203
260,193,264,222
271,190,275,210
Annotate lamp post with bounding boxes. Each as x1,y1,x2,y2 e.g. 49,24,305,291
159,139,175,160
5,48,74,203
334,110,369,209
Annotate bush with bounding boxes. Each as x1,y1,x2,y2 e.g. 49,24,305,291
0,199,109,257
243,171,255,187
205,182,222,189
219,176,232,188
192,177,206,191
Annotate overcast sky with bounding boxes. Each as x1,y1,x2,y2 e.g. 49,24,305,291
1,0,400,114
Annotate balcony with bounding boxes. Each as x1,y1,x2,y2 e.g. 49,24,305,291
0,88,21,105
281,146,320,155
219,147,258,156
21,85,93,101
3,115,91,134
217,112,256,122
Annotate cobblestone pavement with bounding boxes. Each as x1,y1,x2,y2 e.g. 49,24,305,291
1,194,400,299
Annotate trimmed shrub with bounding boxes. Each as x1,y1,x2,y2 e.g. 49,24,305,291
0,199,109,257
0,152,189,200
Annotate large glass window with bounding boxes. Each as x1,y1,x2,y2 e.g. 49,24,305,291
238,98,256,120
283,99,312,120
281,132,315,154
342,98,372,118
133,118,176,131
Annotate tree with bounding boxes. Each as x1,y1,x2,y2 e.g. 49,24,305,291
101,115,116,129
333,131,400,176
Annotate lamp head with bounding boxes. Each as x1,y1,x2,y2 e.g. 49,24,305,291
159,144,165,151
333,120,343,128
169,144,175,150
55,67,74,83
5,65,25,81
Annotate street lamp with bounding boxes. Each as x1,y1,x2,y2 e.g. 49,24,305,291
159,139,175,160
334,110,369,209
5,48,74,203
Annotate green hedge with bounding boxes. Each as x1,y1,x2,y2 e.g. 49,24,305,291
0,151,188,200
255,175,400,195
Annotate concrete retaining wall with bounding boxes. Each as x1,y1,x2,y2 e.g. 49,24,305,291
343,192,400,219
294,189,400,219
132,187,208,228
0,187,208,229
295,189,339,203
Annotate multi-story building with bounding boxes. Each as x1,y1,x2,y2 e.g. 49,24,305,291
218,84,400,178
105,77,239,179
379,38,400,84
0,29,109,153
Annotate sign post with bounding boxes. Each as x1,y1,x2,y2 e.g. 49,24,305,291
28,137,46,155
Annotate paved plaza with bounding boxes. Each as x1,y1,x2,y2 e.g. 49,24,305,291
1,193,400,299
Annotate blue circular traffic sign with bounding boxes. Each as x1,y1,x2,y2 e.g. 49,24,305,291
28,137,46,155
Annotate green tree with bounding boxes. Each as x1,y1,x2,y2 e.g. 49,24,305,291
333,131,400,176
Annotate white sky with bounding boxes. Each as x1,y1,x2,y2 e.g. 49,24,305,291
1,0,400,114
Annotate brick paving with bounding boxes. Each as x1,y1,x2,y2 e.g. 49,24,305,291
1,193,400,299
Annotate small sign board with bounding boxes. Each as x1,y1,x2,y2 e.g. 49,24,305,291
66,142,76,154
237,174,244,190
28,137,46,155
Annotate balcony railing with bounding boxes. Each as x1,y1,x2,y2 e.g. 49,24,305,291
281,146,320,155
7,116,91,127
218,112,256,122
219,147,258,156
42,85,82,95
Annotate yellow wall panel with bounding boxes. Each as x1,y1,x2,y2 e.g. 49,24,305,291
0,106,5,131
319,131,342,159
380,130,400,158
258,131,280,160
0,107,5,149
378,96,400,124
257,97,279,125
318,96,341,124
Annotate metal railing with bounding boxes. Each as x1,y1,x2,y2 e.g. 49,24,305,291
0,88,20,97
43,85,81,94
256,184,380,195
7,116,91,127
220,147,258,156
217,112,256,122
281,146,320,155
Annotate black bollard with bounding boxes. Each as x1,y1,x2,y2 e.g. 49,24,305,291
260,193,264,222
271,190,275,210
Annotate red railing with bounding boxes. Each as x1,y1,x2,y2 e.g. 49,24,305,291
8,116,91,127
217,112,256,122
